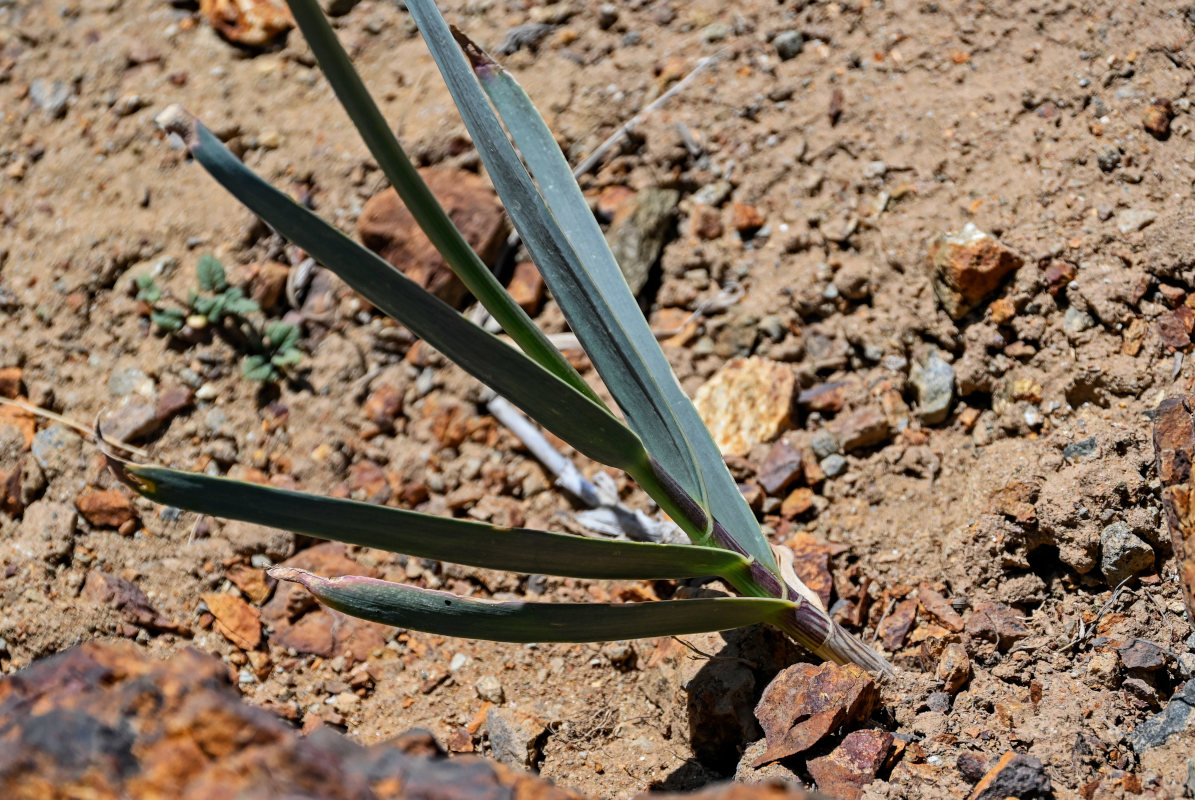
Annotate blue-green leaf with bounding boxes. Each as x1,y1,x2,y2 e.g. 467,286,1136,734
105,456,756,585
272,568,796,643
156,105,645,473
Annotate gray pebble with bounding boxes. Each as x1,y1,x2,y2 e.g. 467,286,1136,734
31,424,80,480
909,352,955,424
29,79,73,118
820,453,847,478
1117,208,1158,235
810,430,841,459
108,367,153,398
475,674,505,704
773,30,804,60
1100,522,1155,586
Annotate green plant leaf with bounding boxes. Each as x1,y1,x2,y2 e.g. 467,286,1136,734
401,0,774,571
157,108,646,473
280,0,598,404
265,321,301,351
105,457,757,586
135,274,161,303
270,348,303,368
197,254,228,292
242,354,277,382
271,568,795,643
471,47,776,572
150,308,185,331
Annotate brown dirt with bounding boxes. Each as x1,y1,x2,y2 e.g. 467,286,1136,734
2,0,1195,798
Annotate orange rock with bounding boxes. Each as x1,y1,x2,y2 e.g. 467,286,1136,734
0,366,22,399
753,662,878,765
688,204,723,240
0,403,35,449
357,169,509,309
199,0,293,47
226,564,273,604
928,223,1024,319
76,489,136,528
807,729,893,800
731,202,765,233
780,487,815,519
506,261,545,315
203,592,262,650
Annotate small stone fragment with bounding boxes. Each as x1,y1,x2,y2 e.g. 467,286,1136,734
780,487,815,518
773,30,805,60
918,584,965,633
1119,640,1165,672
936,643,971,694
1117,208,1158,235
606,187,679,296
358,169,510,308
820,454,847,478
1131,680,1195,751
29,79,73,118
31,424,78,480
486,708,548,769
100,402,161,444
878,597,918,651
199,0,294,47
734,738,806,788
1143,100,1174,139
909,353,955,424
958,751,989,784
968,751,1051,800
249,261,291,310
506,261,545,315
928,223,1024,319
694,357,796,456
807,729,893,800
798,382,848,414
1062,437,1098,462
82,570,181,632
1100,521,1155,585
20,500,77,562
753,662,878,765
226,565,273,604
155,386,194,422
475,675,505,704
785,532,834,608
75,490,136,529
688,204,723,240
1153,395,1195,622
0,367,22,399
965,601,1029,651
730,202,765,235
756,438,804,495
362,383,403,432
831,406,891,452
203,592,262,650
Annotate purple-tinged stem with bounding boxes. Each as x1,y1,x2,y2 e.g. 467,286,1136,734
635,457,894,676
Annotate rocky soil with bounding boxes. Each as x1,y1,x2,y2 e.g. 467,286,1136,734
2,0,1195,797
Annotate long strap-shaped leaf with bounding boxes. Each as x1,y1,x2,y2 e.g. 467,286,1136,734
272,567,795,642
402,0,775,573
104,452,754,584
471,46,776,573
156,108,639,473
281,0,599,405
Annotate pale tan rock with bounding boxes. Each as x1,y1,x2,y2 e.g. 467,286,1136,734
694,357,795,456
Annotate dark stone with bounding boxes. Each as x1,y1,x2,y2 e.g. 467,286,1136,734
1131,680,1195,752
1063,437,1098,461
756,438,804,495
970,752,1051,800
1119,640,1166,672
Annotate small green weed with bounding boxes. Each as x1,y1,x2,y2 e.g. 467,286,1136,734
134,255,302,383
